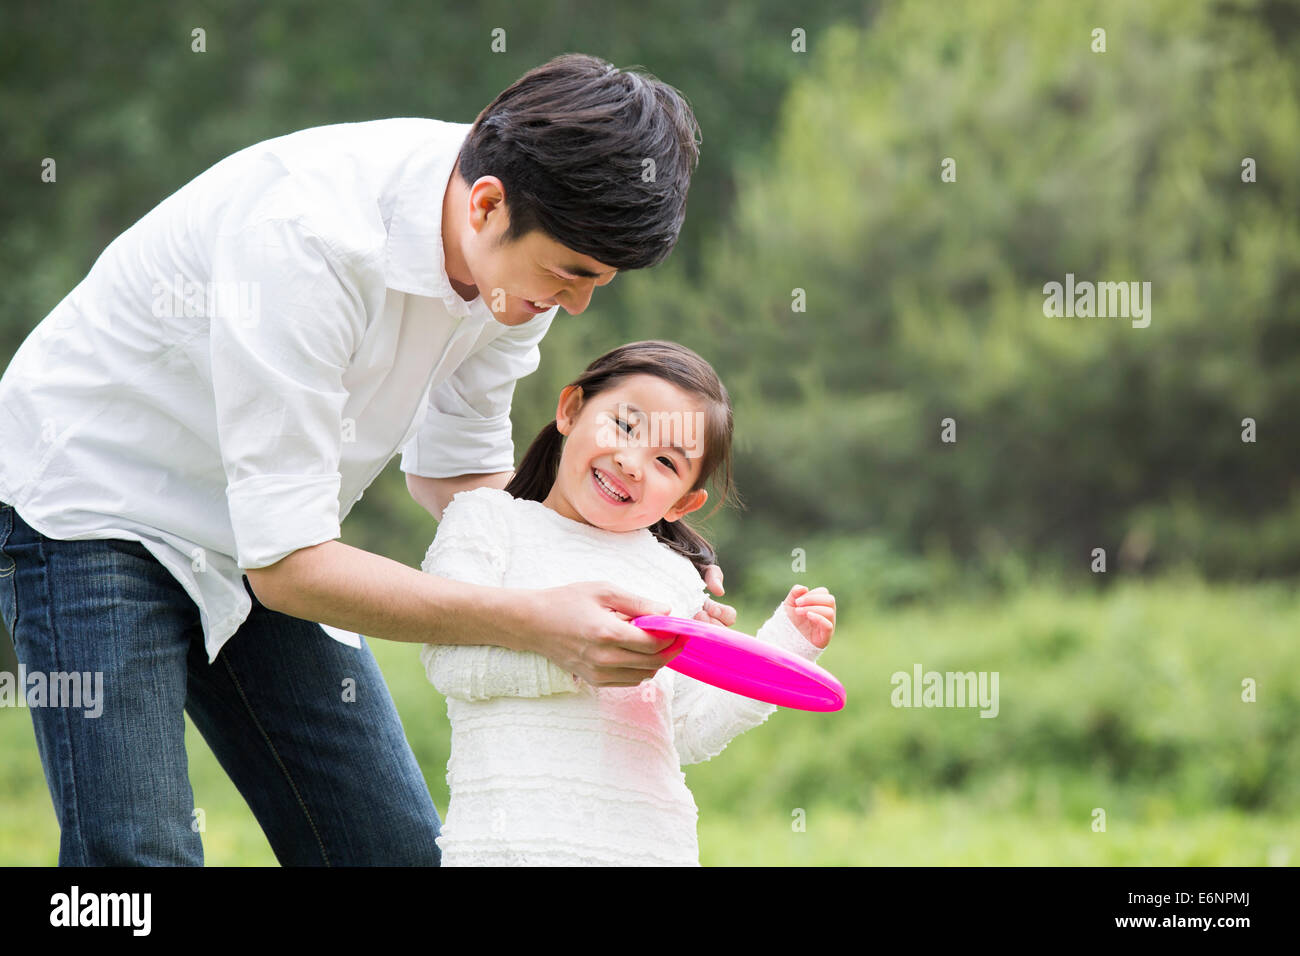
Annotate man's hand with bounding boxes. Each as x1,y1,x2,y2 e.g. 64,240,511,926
511,581,684,687
692,563,736,628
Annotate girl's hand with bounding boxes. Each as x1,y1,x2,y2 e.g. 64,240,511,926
692,597,737,629
693,563,737,628
782,584,835,649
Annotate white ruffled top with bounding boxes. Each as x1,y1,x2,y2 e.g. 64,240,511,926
418,487,824,866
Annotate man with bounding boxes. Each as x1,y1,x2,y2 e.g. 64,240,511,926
0,54,731,866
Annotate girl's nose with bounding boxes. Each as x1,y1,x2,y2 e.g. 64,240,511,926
613,452,641,481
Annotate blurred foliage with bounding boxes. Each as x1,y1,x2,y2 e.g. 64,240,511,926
699,575,1300,821
585,0,1300,592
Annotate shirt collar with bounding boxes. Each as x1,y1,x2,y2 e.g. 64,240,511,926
384,122,495,322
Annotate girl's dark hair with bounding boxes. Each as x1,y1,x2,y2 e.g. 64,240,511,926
505,340,743,579
457,53,701,271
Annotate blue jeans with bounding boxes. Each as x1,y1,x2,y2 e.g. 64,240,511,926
0,500,441,866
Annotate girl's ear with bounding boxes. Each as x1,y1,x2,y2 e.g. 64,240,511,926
555,384,584,435
664,488,708,523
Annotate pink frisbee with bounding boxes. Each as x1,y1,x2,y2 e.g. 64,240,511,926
632,614,846,712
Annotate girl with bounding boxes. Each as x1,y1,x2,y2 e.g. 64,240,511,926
419,340,836,866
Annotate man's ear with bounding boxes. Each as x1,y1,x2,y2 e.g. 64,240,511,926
664,488,708,523
555,385,583,435
469,176,507,236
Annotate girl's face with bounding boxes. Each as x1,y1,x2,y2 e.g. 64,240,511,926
541,374,709,532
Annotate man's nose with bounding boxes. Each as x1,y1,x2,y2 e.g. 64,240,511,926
562,280,598,315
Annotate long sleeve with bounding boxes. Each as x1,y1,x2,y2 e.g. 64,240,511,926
209,214,379,570
418,488,581,701
399,309,555,479
672,601,826,766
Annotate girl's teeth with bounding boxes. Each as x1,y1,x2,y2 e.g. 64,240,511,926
595,469,627,501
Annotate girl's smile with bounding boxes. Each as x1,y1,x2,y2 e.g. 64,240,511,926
591,466,633,504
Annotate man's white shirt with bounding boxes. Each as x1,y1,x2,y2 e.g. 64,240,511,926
0,118,557,661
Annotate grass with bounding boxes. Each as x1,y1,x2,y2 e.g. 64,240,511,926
1,575,1296,865
699,794,1298,866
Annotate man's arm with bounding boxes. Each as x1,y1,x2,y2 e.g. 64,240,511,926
245,539,684,686
407,470,739,627
406,471,513,523
246,539,522,646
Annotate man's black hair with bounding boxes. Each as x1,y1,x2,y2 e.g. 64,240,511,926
458,53,702,271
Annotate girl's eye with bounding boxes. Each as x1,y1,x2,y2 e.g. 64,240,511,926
616,417,677,472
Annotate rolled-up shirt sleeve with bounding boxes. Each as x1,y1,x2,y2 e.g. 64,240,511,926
209,216,372,569
399,309,554,479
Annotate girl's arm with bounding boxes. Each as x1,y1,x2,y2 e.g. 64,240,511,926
420,490,581,701
671,597,825,766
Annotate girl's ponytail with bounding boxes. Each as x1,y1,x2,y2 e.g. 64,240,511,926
505,420,565,504
646,516,718,581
